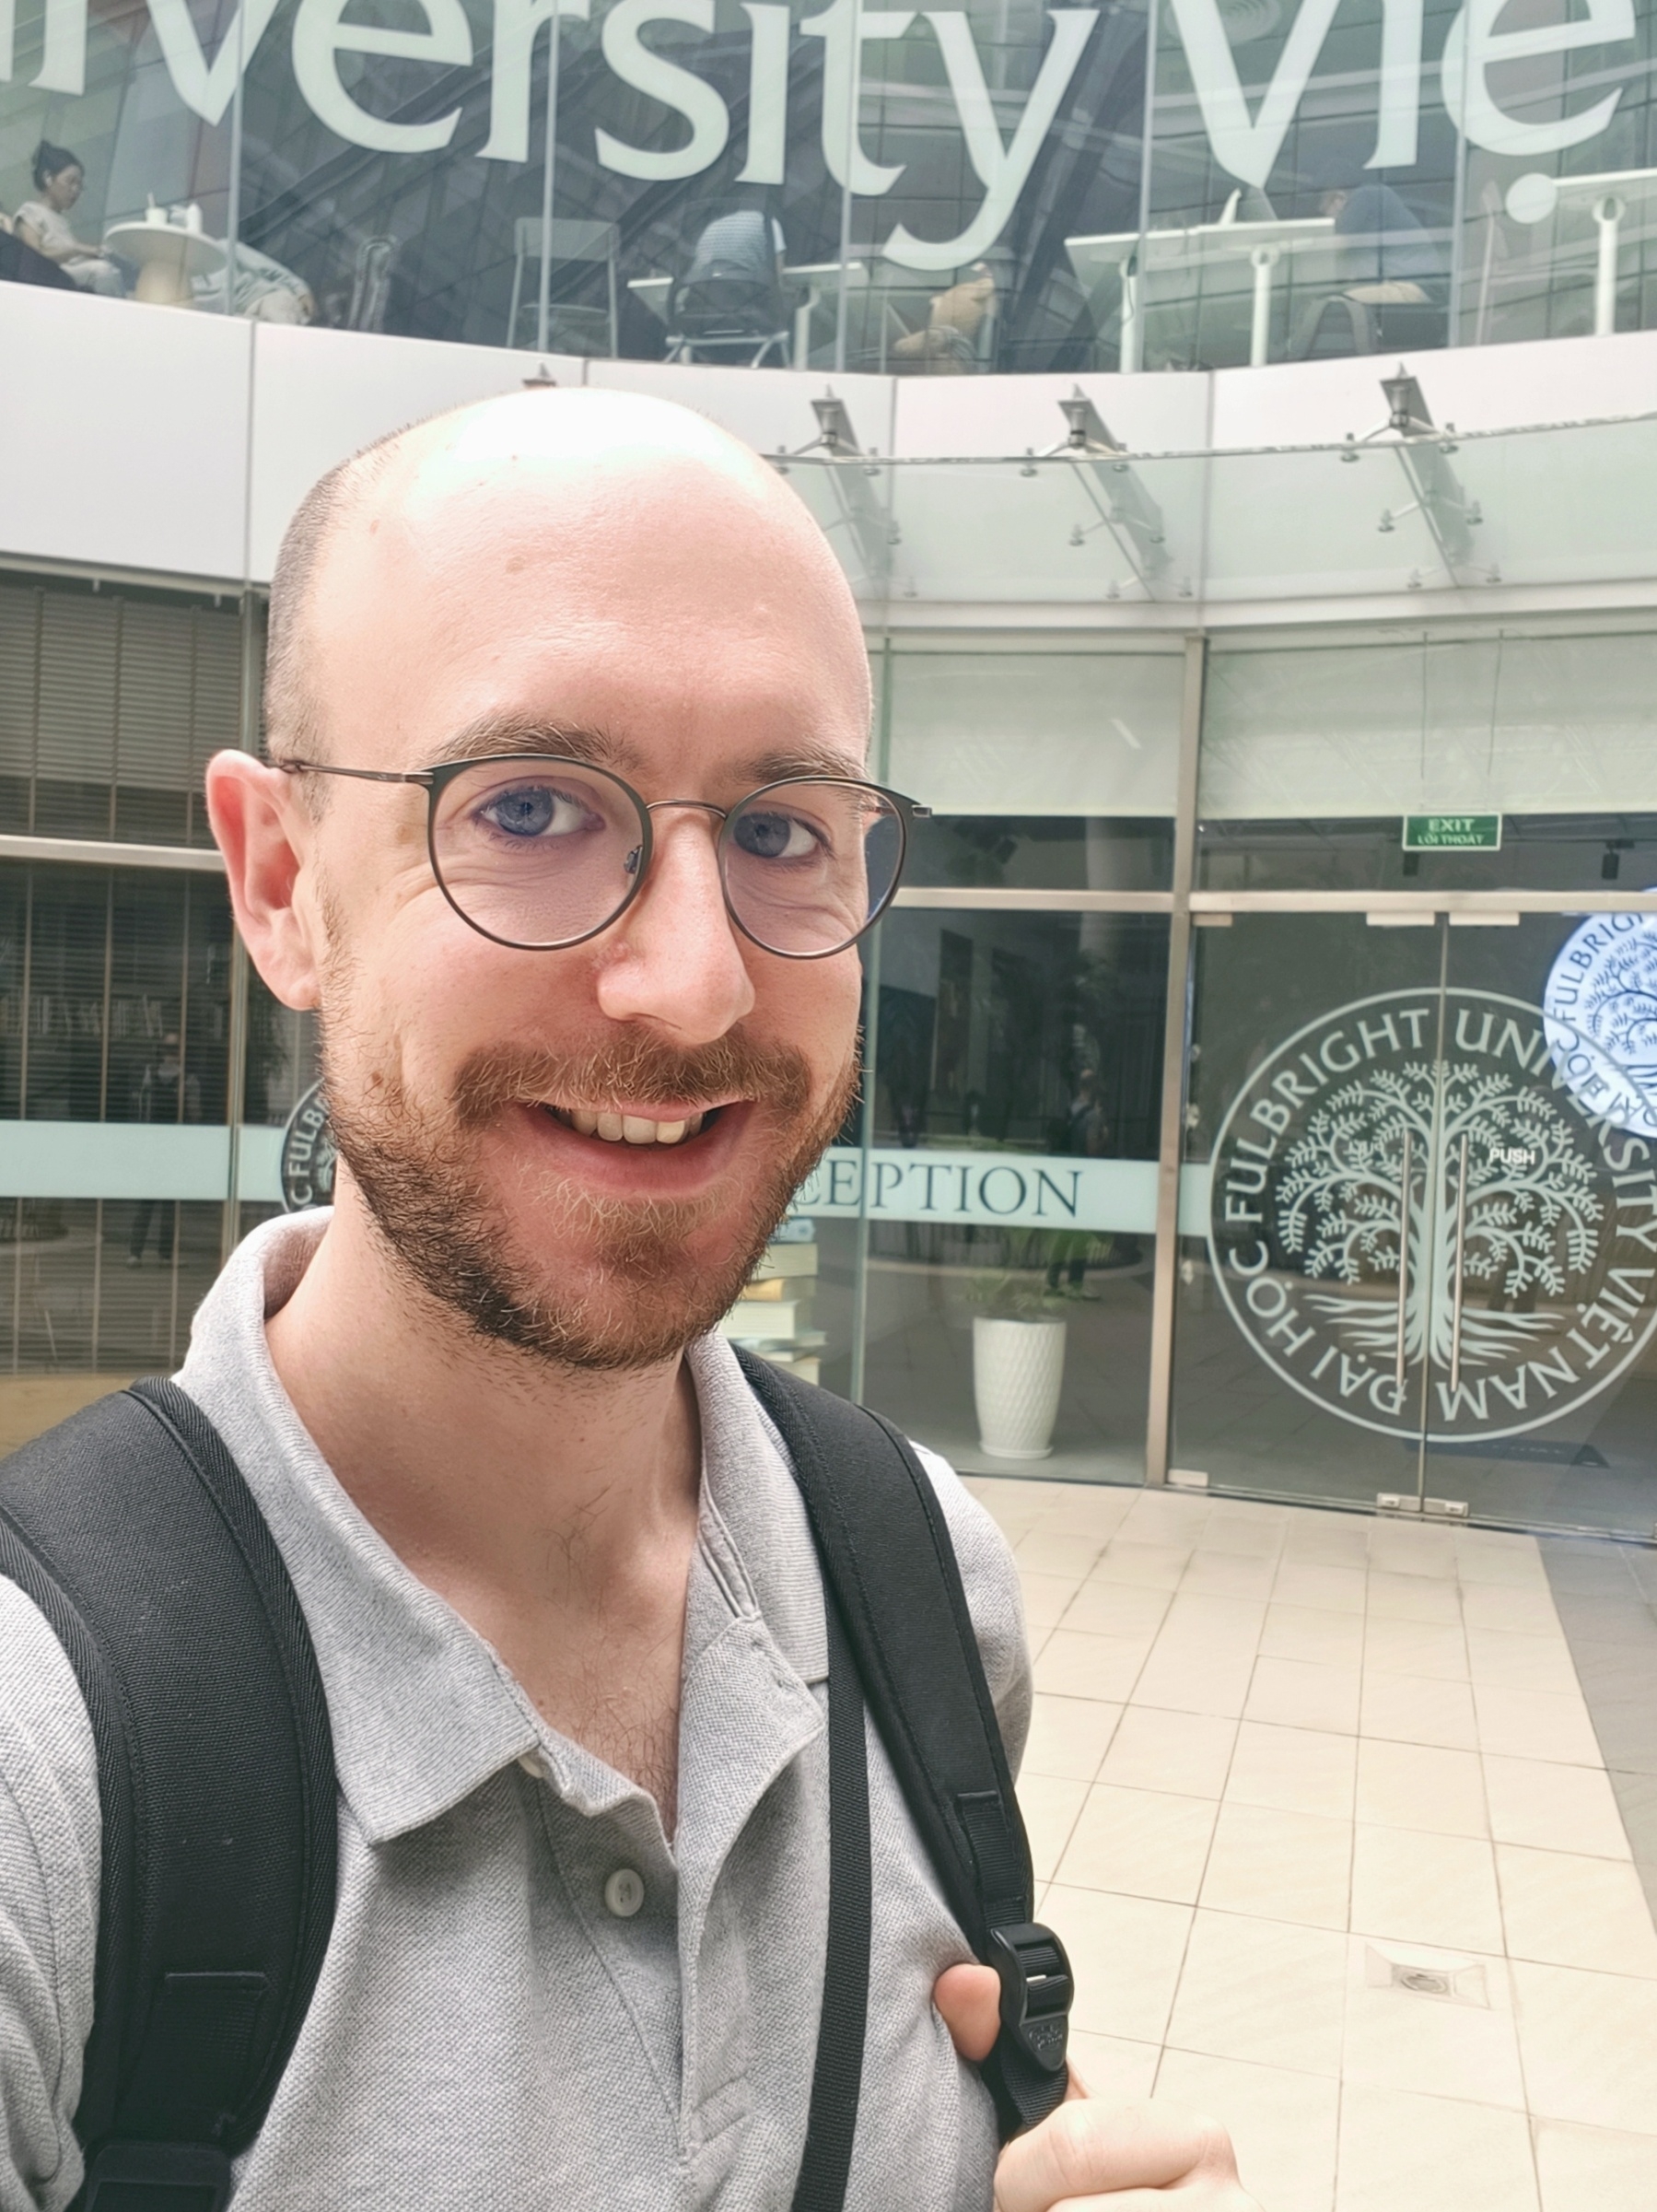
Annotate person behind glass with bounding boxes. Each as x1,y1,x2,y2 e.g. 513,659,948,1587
127,1032,199,1267
13,143,123,297
1045,1068,1109,1297
893,263,996,374
1319,181,1443,307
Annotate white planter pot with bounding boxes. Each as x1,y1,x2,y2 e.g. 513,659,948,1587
973,1316,1068,1460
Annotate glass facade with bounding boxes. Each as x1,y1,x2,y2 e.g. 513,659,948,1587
4,393,1657,1539
6,0,1657,370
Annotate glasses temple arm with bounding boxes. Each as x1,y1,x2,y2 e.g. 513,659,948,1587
272,759,434,787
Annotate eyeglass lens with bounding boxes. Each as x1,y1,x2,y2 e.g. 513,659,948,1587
430,761,903,955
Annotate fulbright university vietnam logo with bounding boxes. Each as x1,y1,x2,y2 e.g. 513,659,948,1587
1207,989,1657,1444
280,1083,336,1213
1546,913,1657,1141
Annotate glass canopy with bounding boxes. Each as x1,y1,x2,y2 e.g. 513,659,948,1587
778,407,1657,609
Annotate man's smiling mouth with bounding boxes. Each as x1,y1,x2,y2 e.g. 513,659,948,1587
541,1105,726,1148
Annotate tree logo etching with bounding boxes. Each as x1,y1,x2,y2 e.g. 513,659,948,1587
1545,914,1657,1141
1208,989,1657,1442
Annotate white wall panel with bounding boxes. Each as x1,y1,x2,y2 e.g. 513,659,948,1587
1208,331,1657,451
890,370,1212,461
246,326,584,582
586,359,896,466
0,287,250,582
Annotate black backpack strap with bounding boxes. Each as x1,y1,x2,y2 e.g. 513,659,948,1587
735,1350,1071,2147
788,1597,871,2212
0,1380,338,2211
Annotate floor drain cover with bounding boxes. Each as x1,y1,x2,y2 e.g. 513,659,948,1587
1364,1944,1488,2007
1398,1968,1453,1995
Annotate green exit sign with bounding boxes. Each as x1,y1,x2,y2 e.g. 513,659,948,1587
1403,813,1503,851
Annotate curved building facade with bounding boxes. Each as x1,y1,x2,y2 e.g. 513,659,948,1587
4,0,1657,1540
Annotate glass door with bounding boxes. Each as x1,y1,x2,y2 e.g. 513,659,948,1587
1174,910,1448,1513
1422,914,1657,1537
1173,907,1657,1539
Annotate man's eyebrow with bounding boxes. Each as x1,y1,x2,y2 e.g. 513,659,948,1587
426,718,643,774
742,743,869,784
425,721,868,787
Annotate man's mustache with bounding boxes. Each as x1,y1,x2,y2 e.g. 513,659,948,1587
452,1034,817,1125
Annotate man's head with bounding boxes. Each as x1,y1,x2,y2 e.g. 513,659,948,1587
210,389,872,1368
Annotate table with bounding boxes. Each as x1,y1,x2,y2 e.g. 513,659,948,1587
628,261,876,368
625,273,672,322
103,217,225,308
1066,216,1339,370
1496,166,1657,336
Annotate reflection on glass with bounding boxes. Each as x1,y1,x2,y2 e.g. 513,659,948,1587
0,3,235,310
0,862,233,1125
853,907,1166,1481
0,1197,222,1377
6,0,1653,369
1173,909,1657,1538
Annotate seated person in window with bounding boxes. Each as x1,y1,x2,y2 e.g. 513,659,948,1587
13,143,123,297
1320,182,1443,306
892,263,996,374
194,240,315,323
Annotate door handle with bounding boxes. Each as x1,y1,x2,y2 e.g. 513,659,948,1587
1394,1127,1413,1392
1449,1132,1469,1392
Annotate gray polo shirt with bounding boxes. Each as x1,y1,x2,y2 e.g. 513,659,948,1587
0,1213,1030,2210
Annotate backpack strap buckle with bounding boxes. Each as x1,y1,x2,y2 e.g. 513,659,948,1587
987,1921,1073,2077
81,2140,235,2211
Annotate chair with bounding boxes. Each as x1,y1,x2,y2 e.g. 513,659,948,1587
344,237,397,333
1288,292,1448,361
0,228,76,291
666,209,790,368
508,218,620,357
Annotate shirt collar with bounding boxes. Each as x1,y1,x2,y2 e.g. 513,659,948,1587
176,1211,825,1845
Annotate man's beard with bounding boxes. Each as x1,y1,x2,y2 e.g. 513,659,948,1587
321,1024,858,1371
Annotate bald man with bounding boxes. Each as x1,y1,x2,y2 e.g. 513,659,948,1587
0,392,1254,2212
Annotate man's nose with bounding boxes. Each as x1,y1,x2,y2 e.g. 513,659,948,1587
592,809,756,1038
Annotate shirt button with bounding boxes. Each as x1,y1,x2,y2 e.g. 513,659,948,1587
603,1867,646,1919
518,1751,549,1781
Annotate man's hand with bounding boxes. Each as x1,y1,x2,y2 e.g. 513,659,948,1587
933,1965,1260,2211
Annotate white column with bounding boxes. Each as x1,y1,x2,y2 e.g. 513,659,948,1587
1249,245,1279,369
1593,193,1626,338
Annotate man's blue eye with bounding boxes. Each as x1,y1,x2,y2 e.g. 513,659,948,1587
487,787,554,837
735,811,815,860
484,786,561,837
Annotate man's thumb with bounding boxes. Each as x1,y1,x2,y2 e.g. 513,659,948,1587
933,1962,999,2062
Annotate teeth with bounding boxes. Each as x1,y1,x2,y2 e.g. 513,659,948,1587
555,1107,707,1145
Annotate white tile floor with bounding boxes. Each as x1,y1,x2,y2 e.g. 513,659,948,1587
965,1475,1657,2212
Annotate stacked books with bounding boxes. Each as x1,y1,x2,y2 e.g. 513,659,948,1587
717,1222,826,1385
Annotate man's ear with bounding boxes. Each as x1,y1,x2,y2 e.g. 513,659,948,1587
205,751,323,1011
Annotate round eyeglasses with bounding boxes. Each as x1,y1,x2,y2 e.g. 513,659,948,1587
275,754,928,960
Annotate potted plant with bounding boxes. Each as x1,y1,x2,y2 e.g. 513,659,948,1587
965,1228,1068,1460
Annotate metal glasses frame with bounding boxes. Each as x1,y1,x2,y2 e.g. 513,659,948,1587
274,753,928,957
